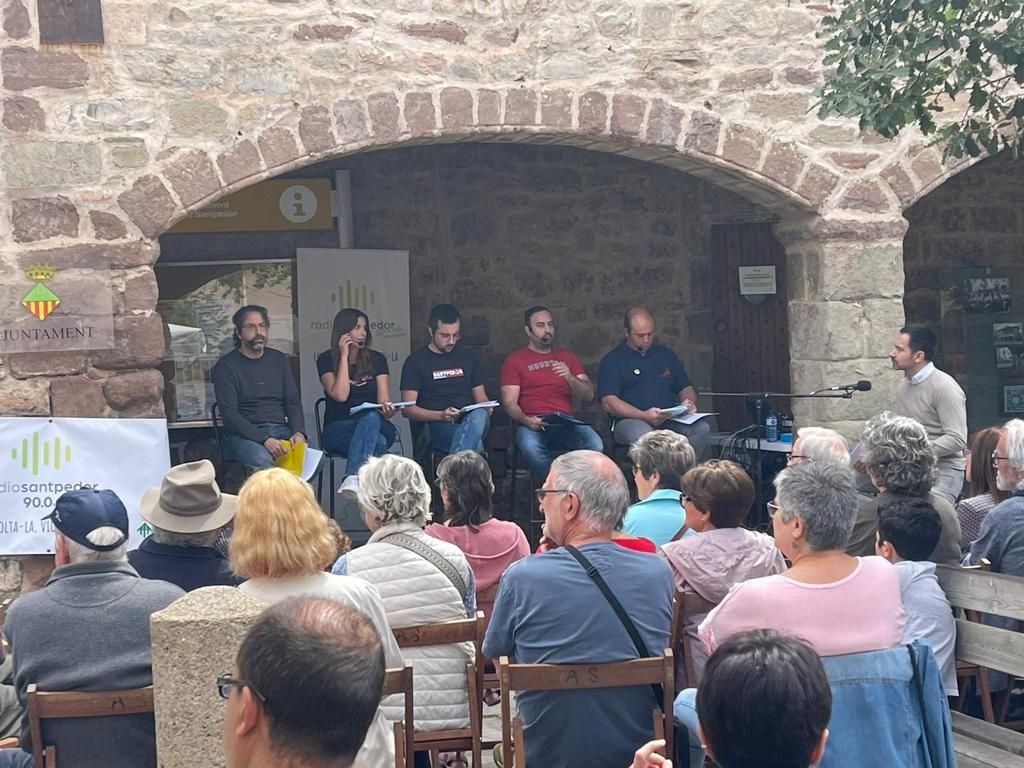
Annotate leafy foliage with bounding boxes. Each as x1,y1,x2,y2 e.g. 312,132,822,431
816,0,1024,158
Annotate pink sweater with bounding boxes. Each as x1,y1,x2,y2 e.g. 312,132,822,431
698,556,905,657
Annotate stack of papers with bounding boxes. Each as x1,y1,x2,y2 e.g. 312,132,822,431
348,400,416,414
460,400,499,414
656,406,718,425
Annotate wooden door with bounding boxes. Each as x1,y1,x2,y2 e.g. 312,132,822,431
709,223,791,431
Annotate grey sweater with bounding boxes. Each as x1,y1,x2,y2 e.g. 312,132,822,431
211,347,306,443
895,366,967,470
6,560,183,768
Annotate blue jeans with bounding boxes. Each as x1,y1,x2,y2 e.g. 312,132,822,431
673,688,705,768
515,423,604,479
222,422,292,471
428,408,489,454
321,411,397,477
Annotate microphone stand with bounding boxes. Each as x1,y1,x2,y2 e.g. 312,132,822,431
699,387,865,527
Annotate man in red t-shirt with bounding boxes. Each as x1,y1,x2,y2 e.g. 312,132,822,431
500,306,604,478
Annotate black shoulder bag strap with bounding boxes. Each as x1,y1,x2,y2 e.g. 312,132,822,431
564,545,664,709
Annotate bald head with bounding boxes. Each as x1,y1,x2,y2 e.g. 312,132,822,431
623,307,656,353
550,450,630,534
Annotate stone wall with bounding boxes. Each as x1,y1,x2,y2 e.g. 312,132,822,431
904,155,1024,433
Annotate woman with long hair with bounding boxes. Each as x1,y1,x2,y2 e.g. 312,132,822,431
956,426,1010,546
316,308,397,495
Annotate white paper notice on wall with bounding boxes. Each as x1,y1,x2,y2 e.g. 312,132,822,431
738,266,777,296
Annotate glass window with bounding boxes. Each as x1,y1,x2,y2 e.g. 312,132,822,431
155,260,297,423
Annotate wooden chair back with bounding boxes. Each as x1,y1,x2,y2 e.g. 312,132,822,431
383,664,415,768
497,650,674,768
392,613,485,767
26,683,154,768
670,588,718,690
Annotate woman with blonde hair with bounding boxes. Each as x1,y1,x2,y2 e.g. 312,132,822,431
231,468,402,768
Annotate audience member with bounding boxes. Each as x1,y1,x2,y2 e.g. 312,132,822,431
622,431,697,546
875,497,958,696
848,412,962,564
660,461,786,685
334,454,475,737
325,518,353,568
5,489,183,768
966,418,1024,577
212,305,306,473
221,597,385,768
788,426,850,466
956,427,1009,547
230,468,402,768
129,460,240,591
483,450,674,768
696,630,831,768
425,451,530,620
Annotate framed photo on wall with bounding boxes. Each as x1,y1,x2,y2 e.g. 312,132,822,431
1004,385,1024,414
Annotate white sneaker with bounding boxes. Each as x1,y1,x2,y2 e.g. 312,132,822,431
338,475,359,497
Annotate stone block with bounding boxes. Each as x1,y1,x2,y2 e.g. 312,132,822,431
783,67,819,86
0,377,49,415
504,89,536,126
298,105,335,154
579,91,608,132
6,351,86,379
257,127,301,171
17,556,54,593
788,301,866,361
719,68,773,91
440,88,473,129
108,140,149,169
863,298,907,357
2,96,45,132
610,94,645,137
3,0,30,38
827,152,880,171
102,2,148,45
404,92,437,134
3,142,101,189
89,211,129,240
477,90,501,125
540,89,572,129
838,180,892,214
60,100,155,132
796,164,840,207
12,196,79,242
118,176,178,238
151,588,267,768
89,313,165,370
2,47,88,91
50,376,108,417
293,23,354,41
911,150,943,188
169,100,228,136
216,141,262,187
334,99,370,143
102,369,164,410
879,164,916,206
400,21,468,44
721,125,764,170
122,51,222,90
19,240,156,270
122,269,159,312
815,241,904,302
747,92,811,121
809,125,858,145
0,559,21,596
164,150,221,209
683,112,720,155
367,92,401,141
760,141,805,190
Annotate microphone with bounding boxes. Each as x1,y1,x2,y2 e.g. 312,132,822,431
825,380,872,392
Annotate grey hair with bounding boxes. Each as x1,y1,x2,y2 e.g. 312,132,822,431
795,427,850,466
1004,419,1024,488
861,412,936,495
152,526,222,548
357,454,431,528
551,450,629,535
774,462,858,551
627,430,696,492
63,526,127,563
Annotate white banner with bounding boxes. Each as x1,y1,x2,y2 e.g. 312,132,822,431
296,249,412,463
0,417,171,554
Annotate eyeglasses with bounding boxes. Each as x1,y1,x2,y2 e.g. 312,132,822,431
240,322,269,332
766,501,782,518
787,454,808,465
216,673,266,703
992,450,1010,466
534,489,572,504
679,494,690,509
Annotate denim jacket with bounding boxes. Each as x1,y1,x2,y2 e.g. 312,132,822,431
819,640,956,768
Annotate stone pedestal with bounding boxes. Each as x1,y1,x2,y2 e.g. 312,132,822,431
150,586,266,768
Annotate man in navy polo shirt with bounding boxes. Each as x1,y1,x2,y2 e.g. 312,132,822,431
597,306,710,457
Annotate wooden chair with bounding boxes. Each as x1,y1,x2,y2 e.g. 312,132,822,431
477,583,502,693
497,650,675,768
383,663,415,768
392,613,485,767
953,559,998,723
670,587,718,692
26,684,154,768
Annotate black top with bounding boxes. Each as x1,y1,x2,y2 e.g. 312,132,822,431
596,342,691,410
399,345,485,410
211,348,306,443
316,348,390,424
128,538,241,592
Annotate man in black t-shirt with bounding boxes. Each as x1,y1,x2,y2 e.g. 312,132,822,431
400,304,490,455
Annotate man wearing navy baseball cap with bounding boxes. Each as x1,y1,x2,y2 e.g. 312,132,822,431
1,488,184,768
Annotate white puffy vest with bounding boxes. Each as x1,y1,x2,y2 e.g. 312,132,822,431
347,522,474,731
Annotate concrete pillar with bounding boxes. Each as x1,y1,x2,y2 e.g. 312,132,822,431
150,586,267,768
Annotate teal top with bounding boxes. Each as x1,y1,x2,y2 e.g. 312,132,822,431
622,488,693,547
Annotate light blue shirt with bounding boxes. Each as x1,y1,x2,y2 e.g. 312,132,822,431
622,488,693,546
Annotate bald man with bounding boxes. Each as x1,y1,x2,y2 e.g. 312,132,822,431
483,450,674,768
597,307,710,456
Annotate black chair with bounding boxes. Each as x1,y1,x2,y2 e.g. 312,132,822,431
209,403,244,491
506,437,567,550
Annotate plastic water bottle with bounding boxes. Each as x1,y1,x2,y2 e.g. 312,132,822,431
765,412,779,442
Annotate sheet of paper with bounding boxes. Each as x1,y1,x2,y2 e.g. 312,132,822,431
657,405,689,417
301,446,324,482
348,400,416,414
460,400,500,414
668,412,718,425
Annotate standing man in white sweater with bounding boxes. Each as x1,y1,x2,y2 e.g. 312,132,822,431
890,324,967,504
